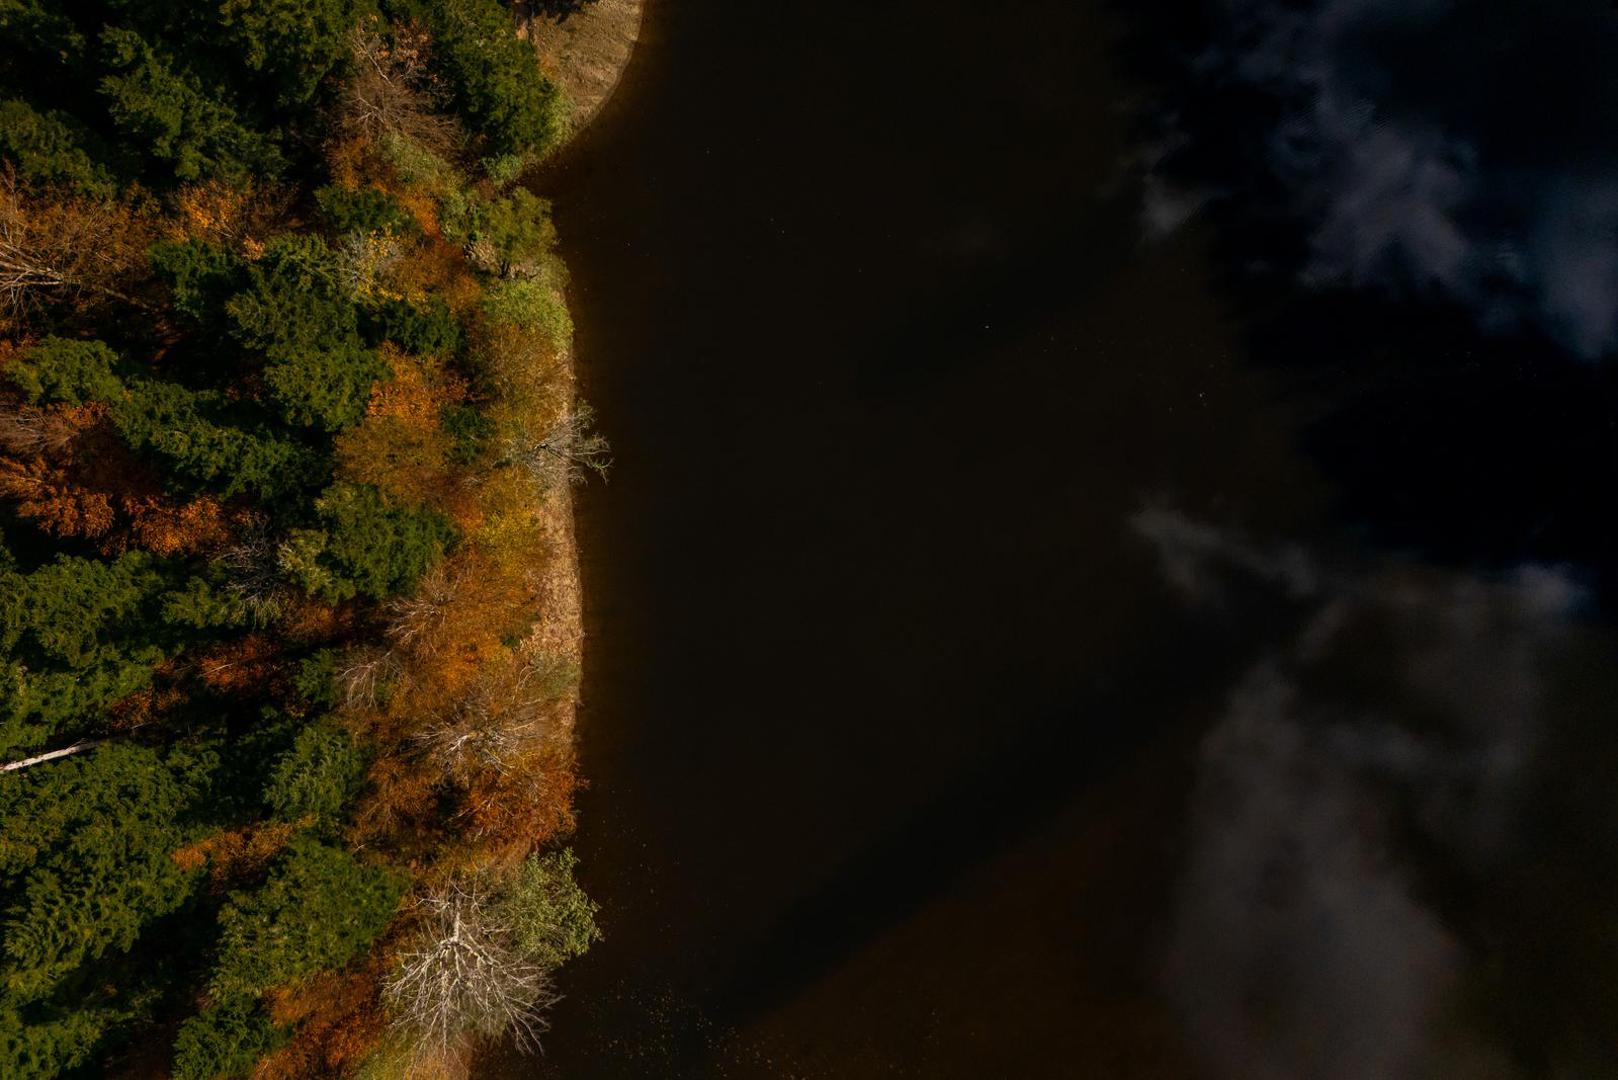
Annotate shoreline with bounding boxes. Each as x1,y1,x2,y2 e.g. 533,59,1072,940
520,0,647,131
521,1,643,735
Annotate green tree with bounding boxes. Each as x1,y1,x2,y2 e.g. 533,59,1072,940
210,838,403,998
0,554,169,755
0,997,121,1079
0,1,86,89
401,0,568,157
3,337,124,406
0,101,112,196
263,720,368,826
113,380,325,500
217,0,368,108
171,998,286,1080
7,337,323,499
149,239,245,329
0,744,200,999
161,576,257,632
226,235,387,432
98,28,282,182
308,482,454,601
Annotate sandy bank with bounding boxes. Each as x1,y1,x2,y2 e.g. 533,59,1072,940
520,0,646,130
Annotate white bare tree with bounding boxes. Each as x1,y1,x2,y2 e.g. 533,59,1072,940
384,878,560,1062
337,646,405,711
385,562,465,656
500,402,611,491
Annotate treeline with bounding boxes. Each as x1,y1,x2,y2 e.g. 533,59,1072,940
0,1,603,1076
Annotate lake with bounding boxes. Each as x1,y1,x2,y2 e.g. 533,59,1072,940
491,0,1618,1075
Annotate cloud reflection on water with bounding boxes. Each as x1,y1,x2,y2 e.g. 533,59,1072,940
1135,507,1598,1078
1150,0,1618,359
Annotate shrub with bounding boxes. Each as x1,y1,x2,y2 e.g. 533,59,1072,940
482,279,571,351
464,189,559,279
440,404,494,466
505,849,601,971
379,132,459,192
482,152,528,187
366,299,461,356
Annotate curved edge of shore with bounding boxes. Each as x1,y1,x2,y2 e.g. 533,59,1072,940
517,1,644,735
521,0,647,131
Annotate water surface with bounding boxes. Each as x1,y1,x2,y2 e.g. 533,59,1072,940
489,1,1618,1075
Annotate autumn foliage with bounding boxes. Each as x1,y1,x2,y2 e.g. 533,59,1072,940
0,1,598,1076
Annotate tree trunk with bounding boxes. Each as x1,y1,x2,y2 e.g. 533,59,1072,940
0,739,102,773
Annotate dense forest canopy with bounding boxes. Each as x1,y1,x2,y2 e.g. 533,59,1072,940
0,0,602,1075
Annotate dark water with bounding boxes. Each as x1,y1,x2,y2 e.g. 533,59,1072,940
487,1,1618,1076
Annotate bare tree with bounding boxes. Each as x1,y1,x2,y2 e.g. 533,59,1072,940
0,405,80,456
384,878,560,1062
341,27,461,155
385,562,465,656
213,517,288,626
337,646,405,711
500,402,611,490
0,171,151,325
338,230,403,299
413,654,571,784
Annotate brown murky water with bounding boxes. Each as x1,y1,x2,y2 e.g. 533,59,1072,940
490,1,1333,1075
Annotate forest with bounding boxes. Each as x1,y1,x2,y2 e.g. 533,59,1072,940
0,0,603,1075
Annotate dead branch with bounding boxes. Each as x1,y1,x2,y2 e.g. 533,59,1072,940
0,170,152,325
384,878,559,1062
413,654,567,784
500,402,611,490
341,27,461,156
